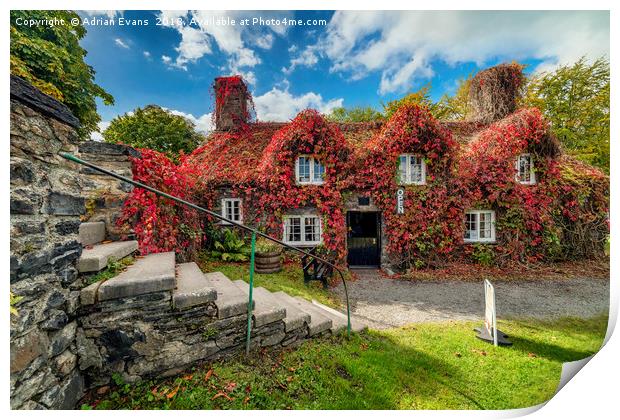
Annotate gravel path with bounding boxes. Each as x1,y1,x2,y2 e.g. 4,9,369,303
335,269,609,330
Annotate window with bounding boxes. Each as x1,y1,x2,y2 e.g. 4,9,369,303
221,198,242,223
464,210,496,243
283,215,322,245
516,153,536,185
399,154,426,185
295,156,325,185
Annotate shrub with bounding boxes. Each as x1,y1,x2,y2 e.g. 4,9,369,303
210,229,249,262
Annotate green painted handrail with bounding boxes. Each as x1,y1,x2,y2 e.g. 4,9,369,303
59,152,352,338
246,232,256,355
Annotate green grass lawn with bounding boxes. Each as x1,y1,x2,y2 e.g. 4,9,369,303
196,256,340,308
85,314,607,410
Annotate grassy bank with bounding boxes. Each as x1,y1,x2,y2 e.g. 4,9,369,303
85,314,607,410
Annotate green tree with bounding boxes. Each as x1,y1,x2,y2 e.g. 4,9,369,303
383,84,437,119
10,10,114,138
522,57,610,173
383,84,464,121
435,75,473,121
326,106,384,123
103,105,204,158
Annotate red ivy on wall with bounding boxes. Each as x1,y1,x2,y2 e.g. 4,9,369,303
351,104,462,267
117,149,209,259
256,110,352,262
120,100,608,268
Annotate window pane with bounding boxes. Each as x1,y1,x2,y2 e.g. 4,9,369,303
410,156,423,183
465,213,478,240
480,212,492,239
286,217,301,242
313,159,325,182
518,154,532,183
399,155,408,183
298,157,311,182
232,201,240,221
304,217,319,242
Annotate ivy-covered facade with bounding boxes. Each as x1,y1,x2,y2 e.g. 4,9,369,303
121,65,609,271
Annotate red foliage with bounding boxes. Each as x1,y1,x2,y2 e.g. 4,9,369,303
256,110,352,262
352,104,462,266
459,108,607,262
213,75,255,127
117,149,209,259
121,93,608,268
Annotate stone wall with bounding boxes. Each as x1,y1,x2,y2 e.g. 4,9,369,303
77,141,138,241
77,285,311,388
10,75,85,409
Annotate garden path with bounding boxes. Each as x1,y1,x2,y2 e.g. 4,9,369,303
334,269,609,330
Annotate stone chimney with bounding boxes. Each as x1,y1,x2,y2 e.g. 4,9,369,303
468,63,525,123
214,76,250,131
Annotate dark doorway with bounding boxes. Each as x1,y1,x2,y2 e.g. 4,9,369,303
347,211,381,267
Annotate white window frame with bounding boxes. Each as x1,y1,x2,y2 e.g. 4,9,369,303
282,215,322,246
398,154,427,185
220,198,242,224
295,156,325,185
464,210,496,243
515,153,536,185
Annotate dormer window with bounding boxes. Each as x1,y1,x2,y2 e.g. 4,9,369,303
516,153,536,185
399,154,426,185
295,156,325,185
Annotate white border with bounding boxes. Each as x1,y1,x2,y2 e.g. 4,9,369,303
3,2,617,419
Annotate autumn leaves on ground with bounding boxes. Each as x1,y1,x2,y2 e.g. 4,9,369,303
83,315,607,410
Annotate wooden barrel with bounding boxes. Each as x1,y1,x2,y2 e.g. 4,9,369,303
255,251,282,274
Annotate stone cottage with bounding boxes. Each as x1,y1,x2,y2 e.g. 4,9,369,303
181,65,609,271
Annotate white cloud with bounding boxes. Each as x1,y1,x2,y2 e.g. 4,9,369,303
254,87,343,122
283,46,319,74
83,10,122,19
166,109,214,134
114,38,130,49
254,33,274,49
143,51,151,59
162,55,172,64
90,121,111,141
159,10,285,75
318,10,609,94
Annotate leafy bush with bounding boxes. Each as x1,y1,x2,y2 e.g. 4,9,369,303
470,244,495,267
211,229,249,262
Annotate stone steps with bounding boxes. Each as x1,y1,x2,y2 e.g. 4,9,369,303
267,291,311,333
311,300,367,333
77,240,138,273
202,272,249,319
96,252,176,301
173,263,217,310
78,221,106,246
273,292,332,336
232,280,287,327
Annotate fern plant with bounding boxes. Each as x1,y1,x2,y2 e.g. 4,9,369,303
210,229,249,262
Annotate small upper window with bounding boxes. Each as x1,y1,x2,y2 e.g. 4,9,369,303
464,210,496,243
399,154,426,185
283,215,322,246
295,156,325,185
516,153,536,185
221,198,242,224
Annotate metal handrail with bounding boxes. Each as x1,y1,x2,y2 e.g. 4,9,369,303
59,152,352,337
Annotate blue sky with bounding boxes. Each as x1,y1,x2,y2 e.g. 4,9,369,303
77,10,609,138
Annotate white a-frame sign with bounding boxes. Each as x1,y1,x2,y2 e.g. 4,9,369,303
475,279,512,346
